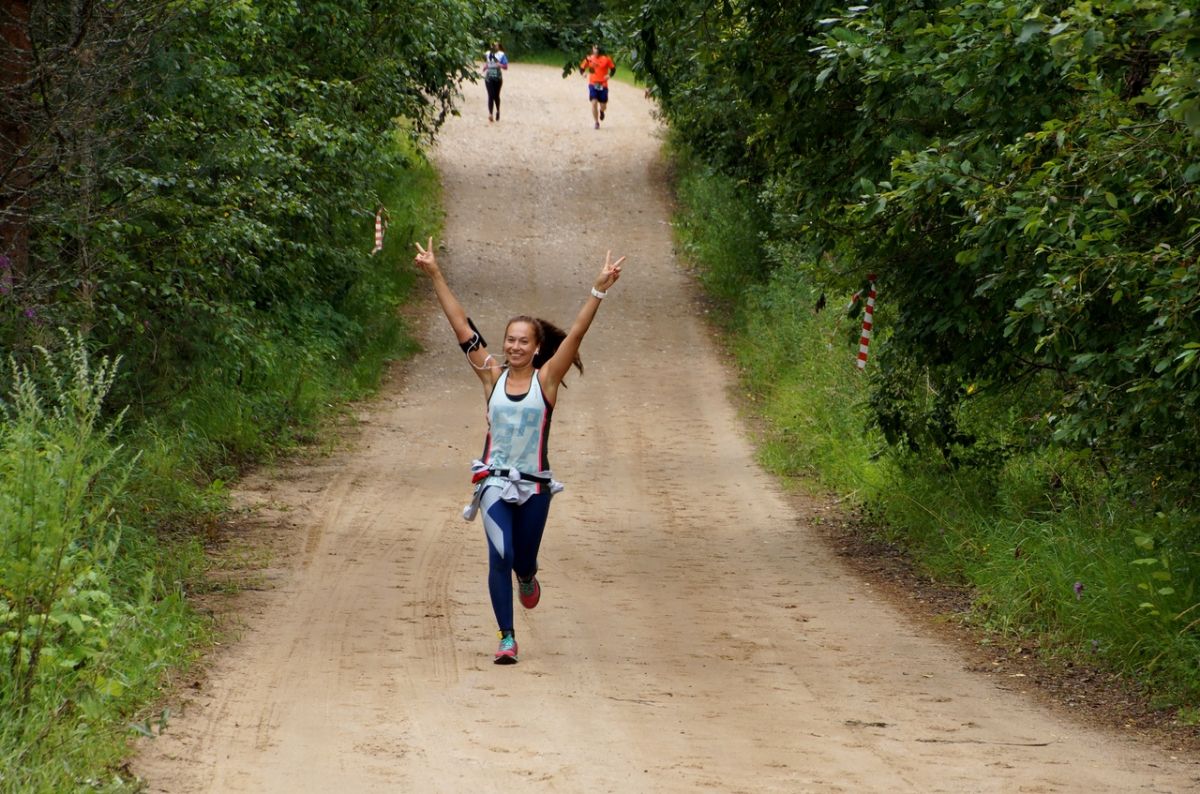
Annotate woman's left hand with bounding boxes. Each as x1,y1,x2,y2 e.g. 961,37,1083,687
595,250,626,292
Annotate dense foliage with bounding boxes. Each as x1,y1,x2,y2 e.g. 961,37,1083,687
621,0,1199,495
3,0,478,410
478,0,608,54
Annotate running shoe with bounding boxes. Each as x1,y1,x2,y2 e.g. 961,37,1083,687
518,575,541,609
600,110,605,121
494,633,518,664
594,121,600,129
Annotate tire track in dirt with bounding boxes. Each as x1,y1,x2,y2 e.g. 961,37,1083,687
133,65,1200,793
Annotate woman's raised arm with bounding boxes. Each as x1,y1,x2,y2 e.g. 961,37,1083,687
413,238,500,391
539,250,625,401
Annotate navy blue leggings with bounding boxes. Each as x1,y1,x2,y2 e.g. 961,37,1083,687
485,78,503,117
480,487,551,632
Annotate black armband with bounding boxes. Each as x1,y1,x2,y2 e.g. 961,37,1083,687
459,317,488,354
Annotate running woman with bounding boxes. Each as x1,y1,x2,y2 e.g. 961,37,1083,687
482,41,508,122
413,238,625,664
579,43,616,129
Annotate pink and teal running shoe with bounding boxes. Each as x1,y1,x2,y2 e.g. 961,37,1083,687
494,633,518,664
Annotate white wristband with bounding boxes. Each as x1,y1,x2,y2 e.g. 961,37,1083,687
590,287,607,300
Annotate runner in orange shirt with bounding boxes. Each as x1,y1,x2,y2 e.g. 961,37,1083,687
579,44,616,129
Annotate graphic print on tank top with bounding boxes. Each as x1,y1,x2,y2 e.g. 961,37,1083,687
483,370,552,478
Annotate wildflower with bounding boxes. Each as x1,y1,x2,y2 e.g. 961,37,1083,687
23,307,35,320
1073,581,1084,599
0,254,9,269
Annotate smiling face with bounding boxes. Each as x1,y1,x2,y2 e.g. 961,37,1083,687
504,319,540,369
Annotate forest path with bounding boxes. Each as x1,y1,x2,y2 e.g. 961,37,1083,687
132,64,1200,793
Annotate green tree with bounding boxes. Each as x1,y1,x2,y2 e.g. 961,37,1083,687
1,0,480,410
621,0,1200,494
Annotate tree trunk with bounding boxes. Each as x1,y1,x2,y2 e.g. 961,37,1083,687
0,0,32,278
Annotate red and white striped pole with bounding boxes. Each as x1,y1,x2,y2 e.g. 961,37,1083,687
855,274,877,371
371,207,385,255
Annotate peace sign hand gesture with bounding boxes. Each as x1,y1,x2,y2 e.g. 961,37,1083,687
594,250,626,293
413,237,439,275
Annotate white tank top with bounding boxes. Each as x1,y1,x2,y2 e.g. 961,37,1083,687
482,369,552,482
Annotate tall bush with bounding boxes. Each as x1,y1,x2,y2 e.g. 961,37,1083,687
0,333,128,722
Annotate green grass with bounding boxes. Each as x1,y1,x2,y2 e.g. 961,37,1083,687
871,451,1200,701
667,136,1200,710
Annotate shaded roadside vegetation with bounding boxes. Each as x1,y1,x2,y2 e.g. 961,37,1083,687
0,0,475,790
612,0,1200,720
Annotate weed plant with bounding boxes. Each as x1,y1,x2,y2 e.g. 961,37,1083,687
669,139,1200,708
0,334,198,794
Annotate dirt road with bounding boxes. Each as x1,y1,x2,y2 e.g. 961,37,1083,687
133,65,1200,793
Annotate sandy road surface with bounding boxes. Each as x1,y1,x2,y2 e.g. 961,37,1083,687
133,65,1200,793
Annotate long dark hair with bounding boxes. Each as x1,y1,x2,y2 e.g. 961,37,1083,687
508,315,583,378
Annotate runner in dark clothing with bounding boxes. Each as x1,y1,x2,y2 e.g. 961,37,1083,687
483,41,508,122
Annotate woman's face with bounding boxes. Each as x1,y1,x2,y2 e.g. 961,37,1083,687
504,320,539,368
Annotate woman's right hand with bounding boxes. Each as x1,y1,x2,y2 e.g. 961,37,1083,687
414,237,438,276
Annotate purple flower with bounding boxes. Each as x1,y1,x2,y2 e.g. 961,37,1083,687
0,255,9,269
23,307,35,320
1073,581,1084,599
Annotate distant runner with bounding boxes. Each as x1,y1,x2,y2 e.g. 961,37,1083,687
482,41,508,122
413,237,626,664
579,43,616,129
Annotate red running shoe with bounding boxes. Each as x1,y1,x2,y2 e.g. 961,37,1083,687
518,575,541,609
